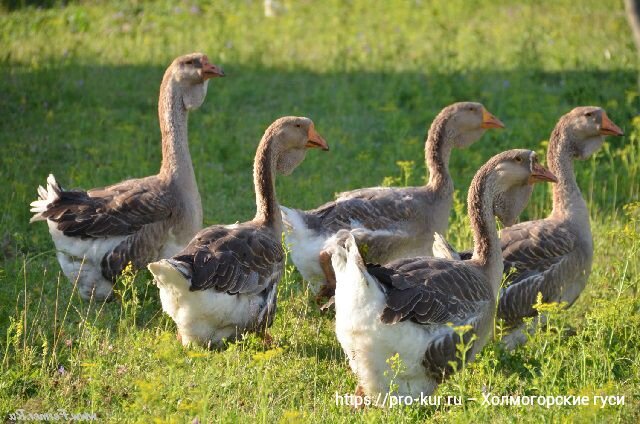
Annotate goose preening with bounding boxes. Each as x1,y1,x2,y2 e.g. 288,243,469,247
29,53,224,302
328,150,557,398
433,107,624,349
147,117,329,348
281,102,505,298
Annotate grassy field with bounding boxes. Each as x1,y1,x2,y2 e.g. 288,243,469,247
1,0,639,422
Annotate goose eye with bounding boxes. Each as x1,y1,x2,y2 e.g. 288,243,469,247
585,112,592,117
295,124,301,128
184,60,193,65
515,156,523,163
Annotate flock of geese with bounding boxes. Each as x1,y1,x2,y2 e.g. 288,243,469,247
29,52,625,400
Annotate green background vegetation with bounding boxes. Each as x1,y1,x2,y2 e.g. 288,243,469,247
1,0,639,422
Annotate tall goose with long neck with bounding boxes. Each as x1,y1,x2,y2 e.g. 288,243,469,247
497,107,624,348
328,150,557,398
432,107,625,349
30,53,224,302
147,117,329,348
281,102,504,297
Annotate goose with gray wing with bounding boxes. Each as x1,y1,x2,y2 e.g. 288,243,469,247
281,102,504,299
148,117,329,347
432,107,624,349
328,150,556,398
30,53,224,302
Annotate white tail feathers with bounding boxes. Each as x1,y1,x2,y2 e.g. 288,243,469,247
343,231,367,270
147,259,191,290
432,232,460,260
279,206,296,233
328,230,364,273
29,174,61,223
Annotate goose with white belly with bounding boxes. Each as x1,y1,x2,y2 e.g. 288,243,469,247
328,150,557,398
434,107,624,349
147,117,329,347
281,102,505,298
29,53,224,301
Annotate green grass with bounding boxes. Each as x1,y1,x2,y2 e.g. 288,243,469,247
1,0,639,422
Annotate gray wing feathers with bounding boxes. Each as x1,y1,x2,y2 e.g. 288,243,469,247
32,175,174,238
367,257,491,326
101,220,170,281
304,189,419,235
172,224,284,296
498,221,577,323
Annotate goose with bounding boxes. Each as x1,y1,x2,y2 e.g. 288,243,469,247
147,117,329,347
281,102,505,298
432,107,624,349
29,53,224,302
328,149,557,398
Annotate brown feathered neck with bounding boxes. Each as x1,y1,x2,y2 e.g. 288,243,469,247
546,118,587,220
253,126,283,234
468,158,503,294
158,69,192,181
425,110,455,195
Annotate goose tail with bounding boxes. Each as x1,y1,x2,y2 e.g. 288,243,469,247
326,229,366,274
29,174,62,223
147,259,192,291
432,232,461,260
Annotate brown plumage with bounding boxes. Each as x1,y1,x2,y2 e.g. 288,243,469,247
148,116,329,347
432,107,625,349
330,149,557,397
281,102,505,298
29,53,224,301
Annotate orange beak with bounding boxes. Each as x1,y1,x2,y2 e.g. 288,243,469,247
481,108,505,129
305,123,329,151
528,161,558,184
599,112,624,136
201,56,225,79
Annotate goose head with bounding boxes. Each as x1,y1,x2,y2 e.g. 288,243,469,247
560,106,624,159
166,52,225,111
491,150,557,225
267,116,329,175
491,150,557,192
444,102,505,148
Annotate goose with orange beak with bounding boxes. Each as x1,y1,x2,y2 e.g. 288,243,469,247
148,117,329,347
281,102,505,302
432,107,625,350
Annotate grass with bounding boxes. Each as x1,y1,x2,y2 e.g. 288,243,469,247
1,0,639,422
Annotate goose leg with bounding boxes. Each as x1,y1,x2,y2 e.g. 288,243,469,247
354,385,366,409
316,249,337,300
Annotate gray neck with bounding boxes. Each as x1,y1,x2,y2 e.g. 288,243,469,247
157,78,202,233
253,135,283,234
547,127,589,224
469,171,502,295
158,80,195,183
425,113,455,196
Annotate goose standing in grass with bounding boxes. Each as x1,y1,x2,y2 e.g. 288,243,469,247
328,150,557,398
281,102,505,298
29,53,224,302
433,107,624,349
148,117,329,348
